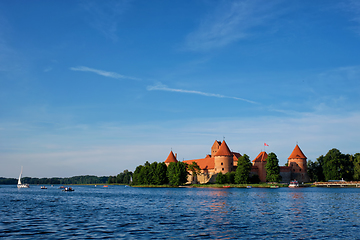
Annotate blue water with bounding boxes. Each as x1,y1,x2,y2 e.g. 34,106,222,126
1,185,360,239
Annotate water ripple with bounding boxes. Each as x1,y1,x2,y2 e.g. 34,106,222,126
1,186,360,239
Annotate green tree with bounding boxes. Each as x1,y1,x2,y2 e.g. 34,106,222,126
167,162,188,186
307,159,325,182
249,174,260,184
265,152,282,182
132,165,144,185
149,162,158,185
154,162,168,185
225,172,235,184
322,149,353,181
235,154,251,184
187,161,201,183
215,172,226,184
353,153,360,180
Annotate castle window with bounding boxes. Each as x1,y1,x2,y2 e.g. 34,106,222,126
222,168,224,171
299,169,301,172
293,169,295,172
221,162,223,165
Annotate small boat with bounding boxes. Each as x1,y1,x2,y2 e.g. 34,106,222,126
223,185,231,188
59,186,65,189
17,166,29,188
40,186,47,189
103,185,108,188
270,185,279,188
289,180,299,188
63,187,74,192
246,186,252,188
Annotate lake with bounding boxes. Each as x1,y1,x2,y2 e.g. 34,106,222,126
1,185,360,239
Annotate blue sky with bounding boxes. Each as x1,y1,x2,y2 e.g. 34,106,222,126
1,0,360,178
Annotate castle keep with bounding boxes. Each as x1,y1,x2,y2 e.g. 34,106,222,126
164,140,309,184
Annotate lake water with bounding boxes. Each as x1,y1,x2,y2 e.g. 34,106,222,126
1,185,360,239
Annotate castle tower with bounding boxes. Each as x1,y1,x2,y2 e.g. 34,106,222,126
214,140,233,173
287,145,309,182
252,151,268,182
165,151,178,167
211,140,221,156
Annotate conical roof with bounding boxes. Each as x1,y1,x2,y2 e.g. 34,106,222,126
252,151,268,162
165,151,178,163
214,140,232,156
288,145,307,159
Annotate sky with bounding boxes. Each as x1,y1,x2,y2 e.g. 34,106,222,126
1,0,360,178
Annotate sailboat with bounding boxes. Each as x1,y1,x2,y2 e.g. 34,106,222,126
17,166,29,188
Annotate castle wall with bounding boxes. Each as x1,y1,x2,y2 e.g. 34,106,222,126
291,172,310,183
280,167,291,183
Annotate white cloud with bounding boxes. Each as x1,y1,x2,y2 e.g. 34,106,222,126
185,0,282,51
70,66,140,80
147,82,258,104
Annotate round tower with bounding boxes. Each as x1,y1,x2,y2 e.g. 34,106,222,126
252,151,268,182
287,145,309,182
214,140,233,173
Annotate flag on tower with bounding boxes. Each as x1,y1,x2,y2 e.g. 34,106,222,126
264,143,269,146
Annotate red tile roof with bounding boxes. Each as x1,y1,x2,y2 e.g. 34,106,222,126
232,152,242,160
288,145,307,159
183,157,214,170
214,140,232,156
252,151,268,162
165,151,178,163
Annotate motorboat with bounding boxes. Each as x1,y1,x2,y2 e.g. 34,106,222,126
289,180,299,188
17,167,29,188
63,187,74,192
41,186,47,189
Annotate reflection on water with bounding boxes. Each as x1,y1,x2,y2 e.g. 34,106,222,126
1,186,360,239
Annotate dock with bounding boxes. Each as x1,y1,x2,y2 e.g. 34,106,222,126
314,181,360,187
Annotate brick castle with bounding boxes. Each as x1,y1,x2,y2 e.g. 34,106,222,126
164,140,310,184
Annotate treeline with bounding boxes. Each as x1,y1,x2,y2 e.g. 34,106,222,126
0,175,108,185
108,170,133,184
308,149,360,182
132,161,188,186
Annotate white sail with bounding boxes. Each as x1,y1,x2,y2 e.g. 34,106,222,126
18,166,23,185
17,166,29,188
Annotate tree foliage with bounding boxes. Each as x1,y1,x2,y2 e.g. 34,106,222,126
215,172,226,184
0,175,109,185
225,172,235,184
132,161,168,185
167,162,188,186
154,162,169,185
265,152,282,182
353,153,360,181
108,170,133,184
307,159,325,182
235,154,251,184
322,149,353,181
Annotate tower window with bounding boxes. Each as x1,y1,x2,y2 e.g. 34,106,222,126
221,162,223,165
222,168,224,171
